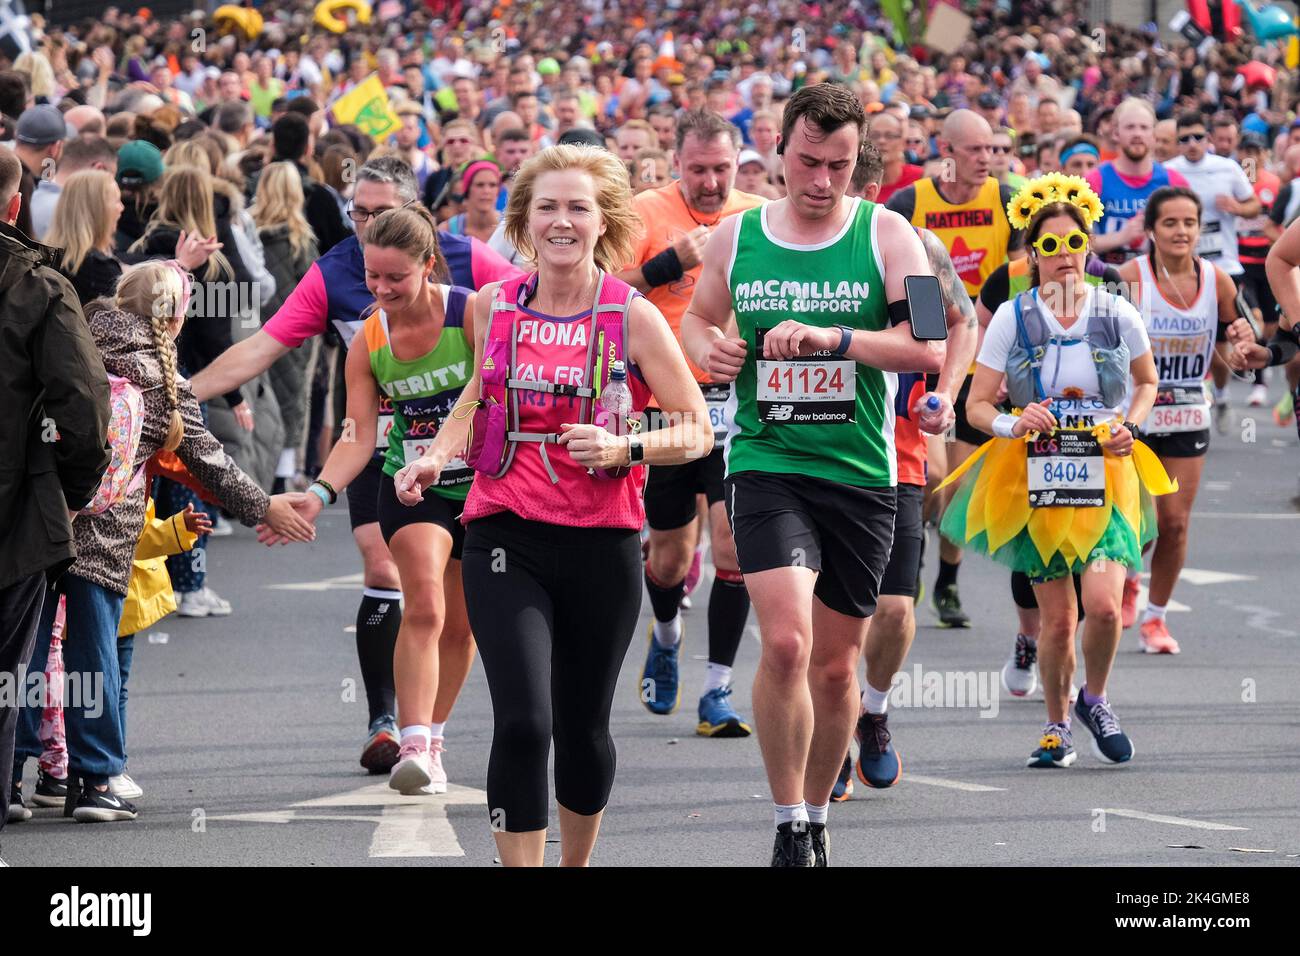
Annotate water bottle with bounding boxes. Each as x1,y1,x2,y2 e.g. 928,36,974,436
925,395,941,413
599,361,633,436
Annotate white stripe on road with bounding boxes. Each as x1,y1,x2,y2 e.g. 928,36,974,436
907,774,1005,792
1099,808,1248,831
265,573,366,591
1192,512,1300,520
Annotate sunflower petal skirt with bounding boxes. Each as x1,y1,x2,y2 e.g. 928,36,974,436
936,433,1178,581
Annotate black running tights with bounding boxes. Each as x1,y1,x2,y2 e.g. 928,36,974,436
462,512,642,833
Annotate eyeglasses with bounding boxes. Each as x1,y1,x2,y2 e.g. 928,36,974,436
990,145,1012,154
1031,229,1089,257
347,198,416,223
1178,132,1206,144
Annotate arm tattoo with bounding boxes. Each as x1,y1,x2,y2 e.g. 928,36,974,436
921,229,978,328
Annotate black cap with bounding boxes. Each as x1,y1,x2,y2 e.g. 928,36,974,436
1239,131,1267,151
909,104,933,120
557,127,608,149
977,92,1001,110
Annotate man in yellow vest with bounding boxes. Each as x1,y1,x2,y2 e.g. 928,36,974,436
886,109,1025,628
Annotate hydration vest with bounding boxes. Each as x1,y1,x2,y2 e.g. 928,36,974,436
462,271,640,484
1006,289,1131,410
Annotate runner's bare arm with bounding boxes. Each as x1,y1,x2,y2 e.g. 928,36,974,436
837,208,944,373
315,331,381,495
190,329,289,402
682,216,745,379
625,296,713,463
1265,217,1300,332
1126,349,1158,428
964,363,1006,436
922,229,978,400
1213,265,1238,364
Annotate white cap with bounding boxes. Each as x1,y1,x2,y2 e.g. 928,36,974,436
738,149,765,168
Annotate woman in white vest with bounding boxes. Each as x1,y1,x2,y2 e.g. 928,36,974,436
1116,186,1237,656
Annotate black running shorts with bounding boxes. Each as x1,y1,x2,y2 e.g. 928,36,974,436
1143,429,1209,459
644,446,727,530
878,483,925,598
725,471,896,619
377,473,466,559
346,456,385,530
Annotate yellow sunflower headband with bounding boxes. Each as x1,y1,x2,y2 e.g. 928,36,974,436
1006,173,1103,230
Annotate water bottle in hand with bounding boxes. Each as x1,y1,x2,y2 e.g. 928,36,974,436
600,360,633,436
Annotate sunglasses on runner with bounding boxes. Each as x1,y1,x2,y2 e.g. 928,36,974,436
1031,229,1089,257
1178,132,1206,144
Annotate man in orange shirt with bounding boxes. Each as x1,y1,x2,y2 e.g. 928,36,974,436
616,109,764,736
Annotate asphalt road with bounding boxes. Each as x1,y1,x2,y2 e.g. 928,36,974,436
6,378,1298,867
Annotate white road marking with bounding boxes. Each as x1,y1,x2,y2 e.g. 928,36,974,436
210,781,487,858
1099,808,1248,831
265,572,366,592
1175,568,1256,586
1192,512,1300,520
907,774,1005,793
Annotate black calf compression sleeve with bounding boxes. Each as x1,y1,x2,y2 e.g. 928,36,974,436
356,590,401,723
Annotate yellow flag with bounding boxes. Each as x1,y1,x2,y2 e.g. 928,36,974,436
331,75,399,140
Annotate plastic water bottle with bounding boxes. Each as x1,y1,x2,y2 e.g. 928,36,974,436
600,361,633,436
925,395,941,413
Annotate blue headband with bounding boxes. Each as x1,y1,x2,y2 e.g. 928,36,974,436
1059,142,1100,165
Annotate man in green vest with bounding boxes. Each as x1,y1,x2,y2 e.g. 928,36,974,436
682,83,945,867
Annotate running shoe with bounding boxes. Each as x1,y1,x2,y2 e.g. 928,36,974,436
683,548,703,596
770,822,815,867
1001,633,1039,697
1214,398,1231,436
72,782,138,823
31,768,68,808
360,715,400,774
830,752,854,802
1121,576,1141,629
1273,389,1294,427
855,711,902,789
1139,618,1181,655
640,623,681,715
6,783,31,823
389,736,433,795
198,586,232,616
932,584,970,628
176,590,210,618
809,823,829,867
1248,383,1269,407
425,737,448,795
1073,694,1135,764
109,773,143,800
1026,722,1076,768
696,685,752,737
207,514,233,537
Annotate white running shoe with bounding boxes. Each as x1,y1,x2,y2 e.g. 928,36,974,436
424,737,448,795
177,591,210,617
389,737,433,795
207,515,233,537
198,587,232,616
1248,384,1269,408
1000,634,1039,697
109,773,143,800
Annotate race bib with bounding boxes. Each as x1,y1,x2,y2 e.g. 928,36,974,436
702,382,733,441
401,434,472,487
1197,219,1224,260
754,328,856,425
1149,386,1211,434
1027,430,1105,508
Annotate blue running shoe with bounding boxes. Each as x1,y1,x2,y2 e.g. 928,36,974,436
1073,693,1135,764
640,623,681,715
1026,722,1076,768
696,685,751,737
855,711,903,788
361,714,399,774
830,752,854,802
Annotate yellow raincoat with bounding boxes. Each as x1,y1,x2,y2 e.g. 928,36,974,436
118,498,199,637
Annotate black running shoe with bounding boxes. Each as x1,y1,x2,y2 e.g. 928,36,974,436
72,782,138,823
6,782,31,823
932,584,971,628
770,822,815,867
62,774,80,818
31,768,68,808
809,823,829,867
830,752,854,802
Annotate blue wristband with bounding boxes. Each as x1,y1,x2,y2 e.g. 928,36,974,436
833,325,853,356
308,484,330,508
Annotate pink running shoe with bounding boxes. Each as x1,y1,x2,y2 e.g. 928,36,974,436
683,548,703,596
1121,576,1140,629
425,737,448,794
1139,618,1181,655
389,736,432,795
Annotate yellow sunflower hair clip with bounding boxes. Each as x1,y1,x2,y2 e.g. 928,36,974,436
1006,173,1104,230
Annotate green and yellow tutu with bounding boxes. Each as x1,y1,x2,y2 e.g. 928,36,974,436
936,426,1178,581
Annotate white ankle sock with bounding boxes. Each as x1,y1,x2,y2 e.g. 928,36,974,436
861,681,891,715
1143,602,1167,623
703,662,732,693
400,725,430,745
429,722,446,739
805,801,829,825
774,802,808,827
653,615,682,648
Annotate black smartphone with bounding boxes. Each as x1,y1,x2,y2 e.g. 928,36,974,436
904,274,948,341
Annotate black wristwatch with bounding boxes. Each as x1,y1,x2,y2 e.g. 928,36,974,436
832,325,854,356
626,435,645,465
1122,421,1141,441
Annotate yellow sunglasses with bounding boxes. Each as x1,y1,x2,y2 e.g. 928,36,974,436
1031,229,1089,257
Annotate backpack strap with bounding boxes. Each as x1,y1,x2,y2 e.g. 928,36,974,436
1014,292,1048,403
1085,288,1123,351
